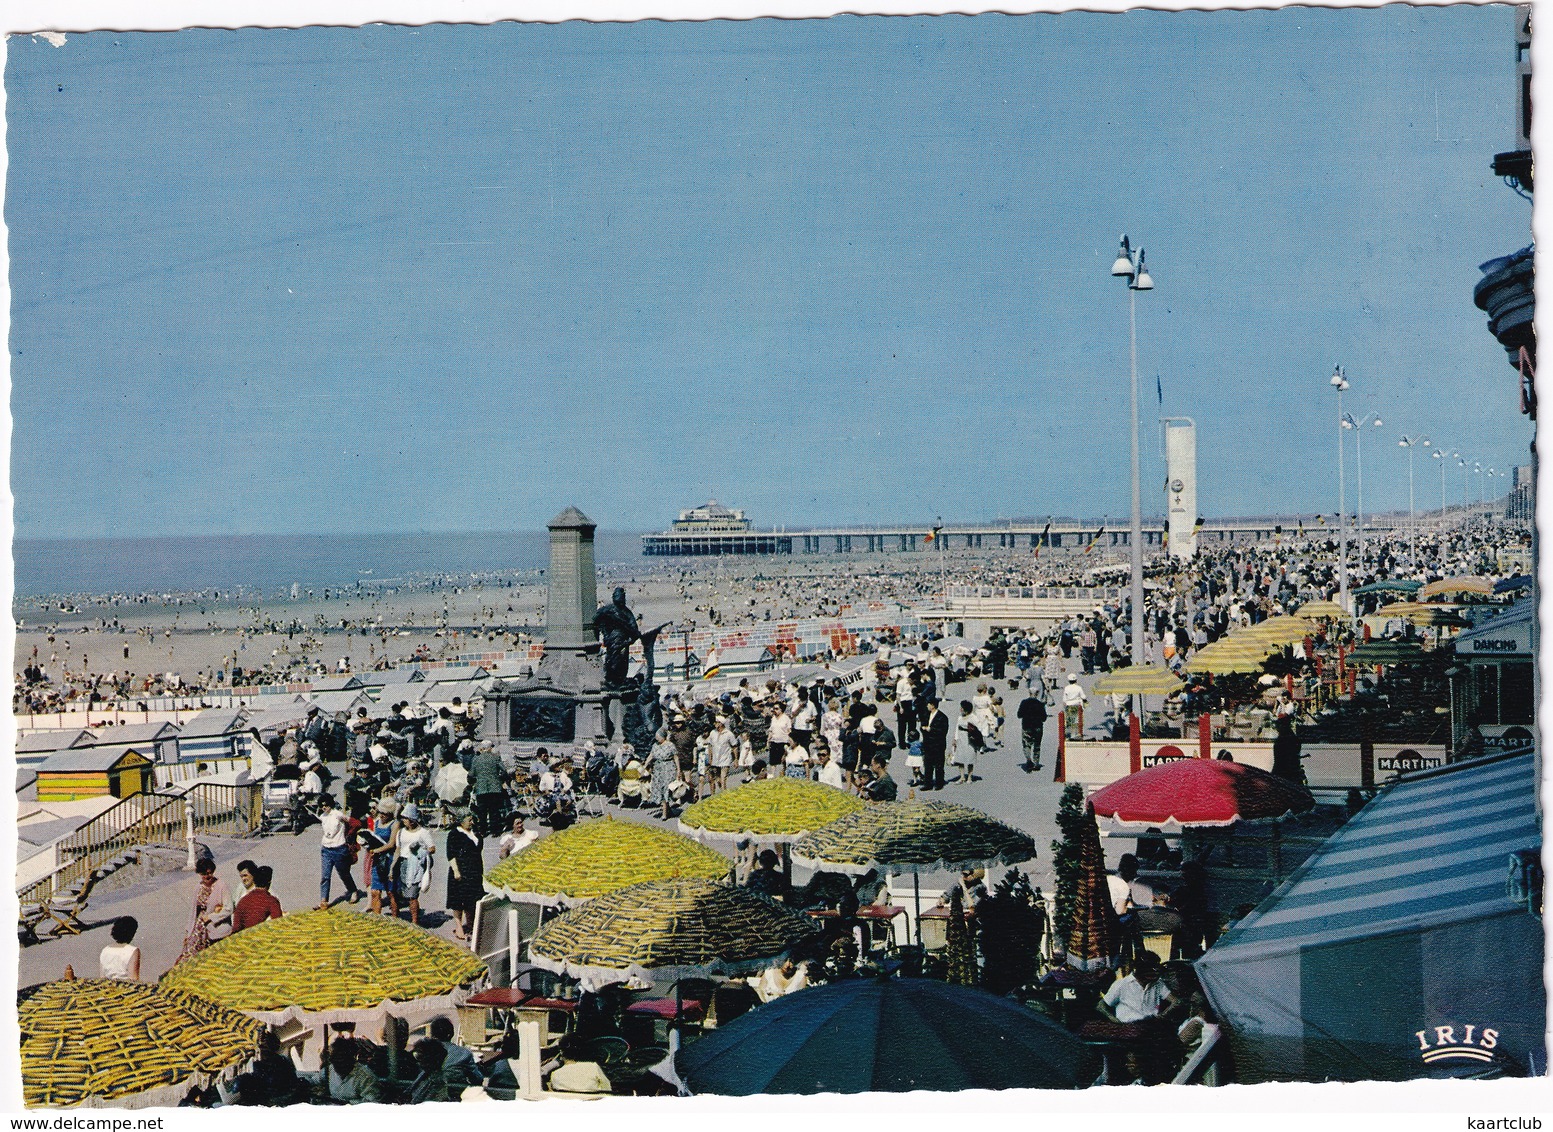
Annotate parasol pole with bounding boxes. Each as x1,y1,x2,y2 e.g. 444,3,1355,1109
913,872,922,947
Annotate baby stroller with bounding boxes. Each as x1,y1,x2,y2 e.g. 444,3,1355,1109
259,773,302,835
582,750,620,798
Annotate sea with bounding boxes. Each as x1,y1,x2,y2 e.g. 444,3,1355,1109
12,531,648,598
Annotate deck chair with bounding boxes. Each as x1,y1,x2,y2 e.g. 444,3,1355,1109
40,871,100,937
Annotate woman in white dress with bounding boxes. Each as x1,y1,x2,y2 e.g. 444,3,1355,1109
99,916,141,980
951,700,979,784
970,684,1000,752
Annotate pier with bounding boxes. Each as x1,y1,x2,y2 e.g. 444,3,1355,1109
642,516,1409,557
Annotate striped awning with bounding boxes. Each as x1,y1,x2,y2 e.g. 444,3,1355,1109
1203,750,1538,958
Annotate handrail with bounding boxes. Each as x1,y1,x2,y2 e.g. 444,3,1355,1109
18,782,262,907
1172,1023,1224,1085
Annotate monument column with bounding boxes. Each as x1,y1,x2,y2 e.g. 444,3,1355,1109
545,506,599,655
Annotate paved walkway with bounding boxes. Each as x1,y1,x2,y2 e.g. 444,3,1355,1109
19,663,1113,989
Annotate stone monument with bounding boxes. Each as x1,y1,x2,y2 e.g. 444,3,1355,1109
480,505,664,756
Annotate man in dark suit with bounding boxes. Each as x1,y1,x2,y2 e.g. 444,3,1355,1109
919,697,949,791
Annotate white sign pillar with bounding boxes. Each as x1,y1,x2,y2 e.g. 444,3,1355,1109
1162,417,1198,559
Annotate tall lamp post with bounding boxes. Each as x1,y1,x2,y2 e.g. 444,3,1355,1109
1331,365,1351,612
1398,435,1429,566
1342,412,1382,568
1458,455,1471,512
1432,449,1451,520
1110,235,1154,669
1474,463,1485,512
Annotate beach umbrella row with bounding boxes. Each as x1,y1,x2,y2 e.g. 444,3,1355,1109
484,818,731,907
21,979,262,1108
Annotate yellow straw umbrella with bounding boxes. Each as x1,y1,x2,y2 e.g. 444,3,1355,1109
1092,665,1184,696
527,876,820,988
483,817,732,907
678,778,864,846
1297,599,1349,619
1419,576,1494,599
1186,650,1268,675
21,979,263,1109
161,906,486,1029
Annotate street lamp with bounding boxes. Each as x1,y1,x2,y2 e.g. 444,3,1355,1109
1110,234,1153,670
1432,449,1451,519
1331,365,1351,612
1474,462,1484,512
1398,435,1429,565
1342,411,1382,567
1458,455,1471,512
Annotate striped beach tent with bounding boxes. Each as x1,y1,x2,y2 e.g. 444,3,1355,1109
1196,750,1544,1082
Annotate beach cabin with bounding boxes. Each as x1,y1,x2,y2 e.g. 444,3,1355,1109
309,675,365,693
419,679,488,711
167,708,255,785
35,744,155,803
303,689,375,716
81,721,180,767
356,667,426,690
371,682,431,710
13,728,95,769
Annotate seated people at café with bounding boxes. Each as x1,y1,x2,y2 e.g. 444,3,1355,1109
547,1041,613,1095
1107,853,1155,917
744,850,788,902
311,1038,384,1105
1096,952,1172,1026
231,1030,300,1106
481,1032,524,1093
750,956,809,1003
403,1038,451,1104
939,868,987,911
233,864,283,933
429,1016,483,1088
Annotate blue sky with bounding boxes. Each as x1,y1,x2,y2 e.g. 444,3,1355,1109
5,8,1532,538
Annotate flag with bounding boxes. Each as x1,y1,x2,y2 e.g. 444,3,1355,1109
1298,520,1305,536
1084,526,1106,554
1317,514,1327,526
702,664,722,679
1032,521,1052,558
1156,373,1163,407
925,524,943,544
1193,516,1204,534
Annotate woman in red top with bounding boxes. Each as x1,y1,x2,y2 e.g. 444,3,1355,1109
232,864,283,933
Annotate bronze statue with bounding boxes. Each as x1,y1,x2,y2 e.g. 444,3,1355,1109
594,586,668,691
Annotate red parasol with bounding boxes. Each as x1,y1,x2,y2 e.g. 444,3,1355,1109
1065,802,1121,972
1088,760,1314,833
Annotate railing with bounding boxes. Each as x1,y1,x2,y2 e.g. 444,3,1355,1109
1173,1024,1225,1085
946,586,1127,602
18,782,263,907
